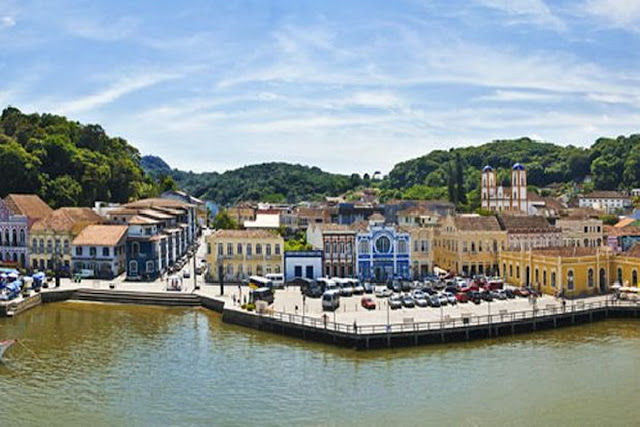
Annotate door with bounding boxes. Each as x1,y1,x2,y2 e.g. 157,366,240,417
599,268,606,293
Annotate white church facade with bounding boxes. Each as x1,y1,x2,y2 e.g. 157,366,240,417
480,163,529,214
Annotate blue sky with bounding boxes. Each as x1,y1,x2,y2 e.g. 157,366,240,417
2,0,640,175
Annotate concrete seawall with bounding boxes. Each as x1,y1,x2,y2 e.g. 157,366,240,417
9,287,639,350
221,303,640,350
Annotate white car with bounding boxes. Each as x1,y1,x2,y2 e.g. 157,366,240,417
375,287,392,298
443,292,457,305
182,269,191,279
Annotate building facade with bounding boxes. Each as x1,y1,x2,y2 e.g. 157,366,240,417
284,250,323,281
480,164,528,213
30,208,103,274
206,229,284,282
355,217,411,282
497,215,562,250
409,227,434,279
578,191,632,213
71,225,128,279
0,198,28,268
556,217,604,247
125,216,166,281
434,215,507,276
499,246,640,296
306,223,356,278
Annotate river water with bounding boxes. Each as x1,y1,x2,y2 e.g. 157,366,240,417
1,302,638,426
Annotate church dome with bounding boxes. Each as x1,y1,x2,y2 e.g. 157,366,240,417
482,165,494,172
512,163,525,171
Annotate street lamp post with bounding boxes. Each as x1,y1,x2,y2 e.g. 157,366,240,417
386,299,390,332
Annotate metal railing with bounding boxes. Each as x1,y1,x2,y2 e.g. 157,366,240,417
258,298,638,336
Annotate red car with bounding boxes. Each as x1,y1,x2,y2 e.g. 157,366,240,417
460,284,479,293
361,296,376,310
455,292,469,303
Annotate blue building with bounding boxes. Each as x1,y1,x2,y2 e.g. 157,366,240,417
355,215,411,282
125,216,165,281
284,250,323,281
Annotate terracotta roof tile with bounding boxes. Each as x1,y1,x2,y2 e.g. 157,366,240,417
498,215,552,231
72,225,128,246
125,198,194,209
32,208,103,233
211,229,282,239
580,191,629,199
453,215,502,231
4,194,52,219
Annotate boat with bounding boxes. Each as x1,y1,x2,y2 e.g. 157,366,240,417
0,339,16,360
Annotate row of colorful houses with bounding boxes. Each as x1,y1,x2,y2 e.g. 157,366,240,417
0,194,198,280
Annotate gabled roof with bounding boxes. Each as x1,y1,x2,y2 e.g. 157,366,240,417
4,194,52,220
125,198,194,209
211,229,281,239
580,191,629,199
453,215,502,232
497,215,553,232
72,225,128,246
624,244,640,258
128,215,159,225
32,208,103,233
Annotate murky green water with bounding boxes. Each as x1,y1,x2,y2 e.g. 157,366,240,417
1,302,639,426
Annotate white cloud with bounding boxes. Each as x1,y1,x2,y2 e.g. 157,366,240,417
1,16,15,28
474,0,565,30
478,89,562,102
583,0,640,27
66,16,137,41
56,72,181,114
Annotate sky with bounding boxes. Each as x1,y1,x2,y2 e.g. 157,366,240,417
1,0,640,176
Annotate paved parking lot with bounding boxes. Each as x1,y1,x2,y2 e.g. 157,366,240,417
220,286,599,326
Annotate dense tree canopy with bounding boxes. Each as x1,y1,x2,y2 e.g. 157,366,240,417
0,107,160,208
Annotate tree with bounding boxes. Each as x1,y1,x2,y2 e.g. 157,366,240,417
591,154,623,190
45,175,82,208
599,214,619,226
211,209,238,230
455,152,466,204
158,174,178,193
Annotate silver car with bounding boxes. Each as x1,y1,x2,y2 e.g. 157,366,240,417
389,294,403,309
443,291,457,305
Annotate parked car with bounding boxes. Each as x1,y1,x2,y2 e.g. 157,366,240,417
423,287,437,296
363,282,375,294
182,269,191,279
492,290,507,300
391,280,402,293
480,291,493,302
455,292,469,303
401,281,412,292
402,294,415,308
375,287,393,298
322,290,341,311
467,290,482,304
428,295,441,307
504,288,516,299
443,292,457,305
352,281,365,295
195,266,203,275
361,296,376,310
411,289,426,300
389,294,403,309
414,295,429,307
438,294,449,306
518,288,530,298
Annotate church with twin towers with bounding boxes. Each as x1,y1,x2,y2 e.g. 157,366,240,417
480,163,529,214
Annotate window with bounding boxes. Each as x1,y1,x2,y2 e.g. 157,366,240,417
217,243,223,255
46,239,52,254
305,265,314,279
398,240,407,254
32,238,37,253
146,261,154,273
256,265,263,276
633,270,638,287
535,269,539,284
333,242,338,254
516,265,520,279
227,243,233,256
275,265,280,274
256,244,262,255
509,265,513,277
237,243,243,255
325,243,331,254
76,246,82,256
132,242,140,257
19,229,25,245
543,270,547,286
471,242,476,252
617,268,623,284
567,270,574,290
39,239,44,253
295,265,303,277
359,240,369,254
375,236,391,253
588,269,594,287
246,244,252,256
102,247,109,257
63,240,70,254
551,271,556,288
266,244,272,256
275,244,280,255
89,247,97,257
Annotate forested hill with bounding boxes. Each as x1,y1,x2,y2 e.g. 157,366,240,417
387,136,640,200
0,107,158,208
168,162,362,205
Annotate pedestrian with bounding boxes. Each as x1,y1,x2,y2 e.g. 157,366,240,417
233,294,236,305
353,320,357,333
562,299,566,311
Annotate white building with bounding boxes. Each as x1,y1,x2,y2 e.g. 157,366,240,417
71,225,127,279
244,212,281,229
283,250,323,281
481,163,528,213
578,191,632,214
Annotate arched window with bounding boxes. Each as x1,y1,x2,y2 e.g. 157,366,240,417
551,271,556,288
146,261,154,273
256,244,262,255
39,239,44,253
358,240,368,254
19,229,25,245
633,270,638,287
246,244,252,256
588,269,594,287
46,239,52,254
375,236,391,253
129,260,138,274
584,238,589,247
471,242,476,252
516,265,520,279
567,270,574,290
398,240,407,254
12,229,17,246
32,238,38,253
543,270,547,286
509,264,513,277
4,230,8,246
617,268,623,284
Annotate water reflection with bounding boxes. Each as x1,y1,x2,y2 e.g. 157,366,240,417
1,303,639,426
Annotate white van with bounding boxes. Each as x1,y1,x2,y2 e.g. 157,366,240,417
322,290,340,311
265,273,285,289
317,277,338,293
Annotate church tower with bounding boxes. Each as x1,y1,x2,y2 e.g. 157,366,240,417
481,165,497,211
511,163,527,213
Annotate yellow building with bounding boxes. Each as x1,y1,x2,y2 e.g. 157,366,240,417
499,246,640,297
206,229,284,282
409,226,434,279
30,208,103,273
434,215,507,276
